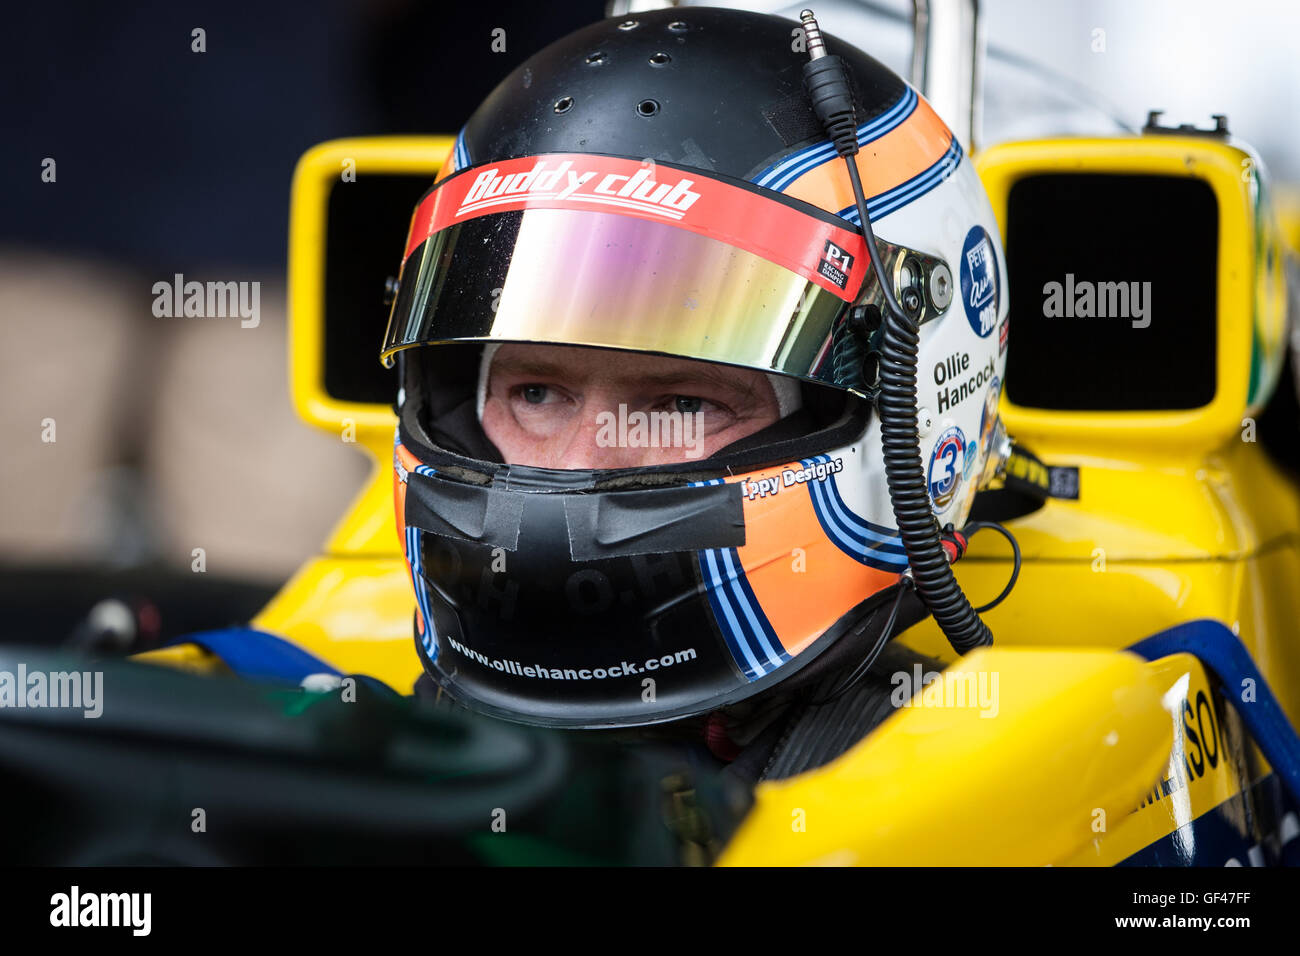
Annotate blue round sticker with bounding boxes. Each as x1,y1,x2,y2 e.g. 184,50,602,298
928,426,966,512
959,225,1000,338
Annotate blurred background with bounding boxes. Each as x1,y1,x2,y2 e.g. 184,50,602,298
2,0,1297,649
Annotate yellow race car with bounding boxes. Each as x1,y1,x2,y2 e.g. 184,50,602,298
39,5,1300,869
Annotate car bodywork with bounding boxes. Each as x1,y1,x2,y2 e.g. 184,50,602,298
134,124,1300,865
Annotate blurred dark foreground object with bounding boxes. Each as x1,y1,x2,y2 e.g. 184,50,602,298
0,563,279,653
0,647,749,865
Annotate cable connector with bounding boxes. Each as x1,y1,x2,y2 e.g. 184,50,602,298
799,11,858,157
939,524,969,564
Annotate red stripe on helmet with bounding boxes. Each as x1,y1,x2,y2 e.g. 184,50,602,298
403,153,868,301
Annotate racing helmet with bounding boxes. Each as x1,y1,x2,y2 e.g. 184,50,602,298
381,7,1009,728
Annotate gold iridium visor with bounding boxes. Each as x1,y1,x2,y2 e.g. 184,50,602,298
380,153,872,383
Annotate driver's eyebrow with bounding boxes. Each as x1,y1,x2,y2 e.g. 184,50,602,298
631,367,761,400
489,357,570,380
491,356,762,400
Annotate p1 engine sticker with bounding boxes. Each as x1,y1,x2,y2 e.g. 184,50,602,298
928,426,966,512
960,225,1000,338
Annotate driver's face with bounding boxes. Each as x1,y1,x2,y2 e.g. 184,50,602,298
481,344,781,468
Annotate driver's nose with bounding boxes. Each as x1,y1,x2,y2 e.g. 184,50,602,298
550,407,667,469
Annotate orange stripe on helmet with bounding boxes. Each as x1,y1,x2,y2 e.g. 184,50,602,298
728,464,899,657
434,142,458,183
394,443,424,635
780,95,954,218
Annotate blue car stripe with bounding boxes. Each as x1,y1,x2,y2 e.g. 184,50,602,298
161,627,341,685
1128,620,1300,808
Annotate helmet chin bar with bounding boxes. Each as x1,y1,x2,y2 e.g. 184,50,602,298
801,9,993,654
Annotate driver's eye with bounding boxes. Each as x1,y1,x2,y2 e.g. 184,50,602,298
674,396,703,414
521,385,548,404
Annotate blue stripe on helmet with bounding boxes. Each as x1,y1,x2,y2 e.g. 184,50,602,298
451,127,470,173
802,455,908,571
718,547,789,672
809,455,907,553
690,477,787,680
698,548,766,680
406,464,441,662
752,87,918,193
836,136,963,225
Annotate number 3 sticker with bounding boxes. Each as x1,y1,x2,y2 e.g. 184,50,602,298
928,426,966,512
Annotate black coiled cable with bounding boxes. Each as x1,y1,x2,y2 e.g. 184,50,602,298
801,10,992,654
860,156,991,653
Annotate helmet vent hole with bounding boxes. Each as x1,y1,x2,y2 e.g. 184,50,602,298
554,96,574,114
648,52,671,66
636,98,660,117
585,51,607,65
618,20,639,31
667,20,688,32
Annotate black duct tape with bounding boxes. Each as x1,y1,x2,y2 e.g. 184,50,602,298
405,471,746,559
563,482,745,560
405,471,525,551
